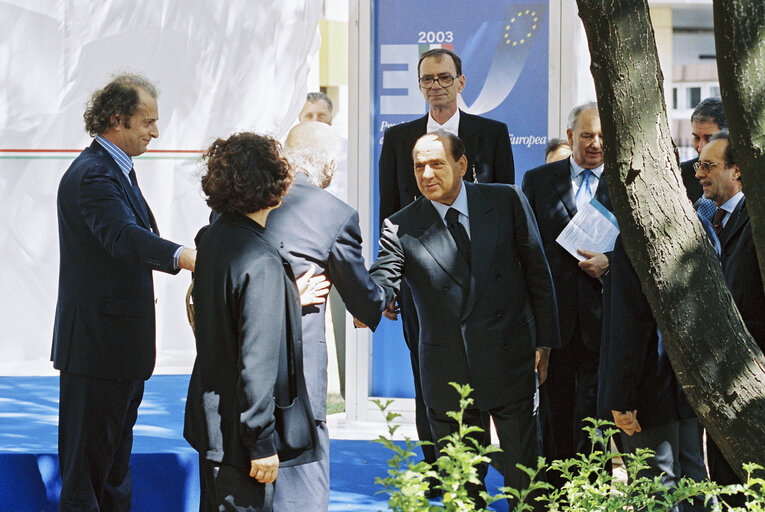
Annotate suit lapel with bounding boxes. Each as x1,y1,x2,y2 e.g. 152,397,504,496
462,183,497,319
719,196,747,251
124,177,153,230
458,111,480,182
416,200,470,290
552,159,577,218
92,141,153,230
594,172,610,209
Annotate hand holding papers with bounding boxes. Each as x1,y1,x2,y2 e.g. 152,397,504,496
556,197,619,262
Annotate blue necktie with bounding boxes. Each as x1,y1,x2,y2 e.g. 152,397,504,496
696,197,717,221
575,169,594,210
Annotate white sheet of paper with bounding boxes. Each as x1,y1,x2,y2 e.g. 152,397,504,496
555,198,620,261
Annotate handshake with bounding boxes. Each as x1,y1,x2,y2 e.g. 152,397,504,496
353,300,399,329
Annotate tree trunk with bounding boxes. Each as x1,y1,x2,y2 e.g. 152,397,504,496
575,0,765,480
714,1,765,289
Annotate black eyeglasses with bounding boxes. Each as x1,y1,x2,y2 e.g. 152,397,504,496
693,161,724,173
418,74,460,88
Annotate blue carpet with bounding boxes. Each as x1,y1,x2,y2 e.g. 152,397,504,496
0,376,507,511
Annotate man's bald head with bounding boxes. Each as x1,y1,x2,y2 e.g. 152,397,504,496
284,121,342,189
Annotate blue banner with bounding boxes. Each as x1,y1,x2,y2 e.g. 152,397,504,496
371,0,550,397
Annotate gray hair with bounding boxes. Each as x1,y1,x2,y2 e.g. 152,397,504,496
283,122,342,187
567,102,599,131
691,97,727,129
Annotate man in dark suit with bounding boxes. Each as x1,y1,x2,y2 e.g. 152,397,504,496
52,74,196,510
695,130,765,498
521,103,611,473
267,122,387,511
600,233,716,512
680,97,727,215
378,47,515,468
367,131,558,508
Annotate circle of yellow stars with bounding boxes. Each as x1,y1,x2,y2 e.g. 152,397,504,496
504,10,539,46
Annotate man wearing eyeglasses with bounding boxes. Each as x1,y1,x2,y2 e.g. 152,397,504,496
694,130,764,505
377,48,514,475
680,97,727,218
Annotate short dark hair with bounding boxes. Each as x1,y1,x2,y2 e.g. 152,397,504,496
306,92,333,114
414,130,466,162
691,97,727,130
709,129,736,167
83,73,158,136
201,133,293,216
417,48,462,77
545,138,572,157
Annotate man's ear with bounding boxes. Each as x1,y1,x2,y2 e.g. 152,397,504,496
110,114,122,129
566,128,574,147
456,75,466,94
458,155,468,178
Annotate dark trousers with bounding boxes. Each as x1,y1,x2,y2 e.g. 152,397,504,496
707,437,745,508
399,282,491,464
398,282,437,463
428,395,542,511
199,457,274,512
621,418,715,511
544,326,599,457
58,372,144,512
272,421,329,511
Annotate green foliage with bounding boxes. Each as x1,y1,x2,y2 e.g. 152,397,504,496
373,384,765,512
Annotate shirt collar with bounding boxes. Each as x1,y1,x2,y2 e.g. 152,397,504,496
95,135,133,177
719,190,744,214
426,109,460,136
430,181,469,221
569,155,604,180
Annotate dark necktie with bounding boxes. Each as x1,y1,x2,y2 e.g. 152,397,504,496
445,207,471,267
128,168,149,222
712,207,725,235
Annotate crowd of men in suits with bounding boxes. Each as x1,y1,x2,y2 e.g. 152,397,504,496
51,50,762,511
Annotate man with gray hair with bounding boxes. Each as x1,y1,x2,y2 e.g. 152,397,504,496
522,102,612,485
267,121,387,511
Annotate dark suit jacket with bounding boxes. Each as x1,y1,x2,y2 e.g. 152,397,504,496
719,197,765,351
184,213,319,469
681,157,703,204
265,173,387,420
378,110,514,222
521,158,612,351
52,140,180,381
369,183,559,412
599,237,694,428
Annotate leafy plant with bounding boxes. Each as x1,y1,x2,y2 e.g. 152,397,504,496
373,383,765,512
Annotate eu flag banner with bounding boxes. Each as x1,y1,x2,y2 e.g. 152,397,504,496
372,0,549,397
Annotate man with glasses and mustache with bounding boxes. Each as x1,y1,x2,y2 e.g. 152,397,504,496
694,130,765,505
377,48,515,480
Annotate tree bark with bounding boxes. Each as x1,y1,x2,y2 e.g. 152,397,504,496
575,0,765,479
714,1,765,288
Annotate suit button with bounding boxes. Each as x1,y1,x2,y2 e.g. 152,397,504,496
495,273,502,280
442,285,449,292
503,344,508,350
154,299,158,305
495,311,502,318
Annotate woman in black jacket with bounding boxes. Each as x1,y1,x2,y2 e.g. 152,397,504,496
184,132,319,511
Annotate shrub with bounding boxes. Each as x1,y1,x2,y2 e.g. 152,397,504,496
373,383,764,511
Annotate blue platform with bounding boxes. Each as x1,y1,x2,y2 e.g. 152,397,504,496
0,375,508,511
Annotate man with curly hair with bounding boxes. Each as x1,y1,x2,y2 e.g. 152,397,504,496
52,73,196,511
